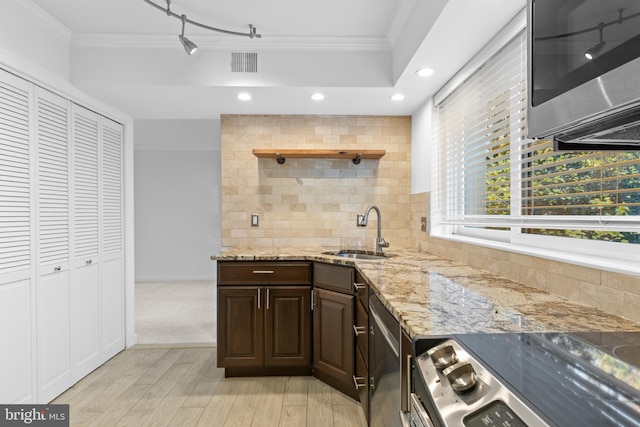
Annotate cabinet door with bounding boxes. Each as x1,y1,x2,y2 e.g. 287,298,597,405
313,288,355,396
217,287,264,367
264,286,311,367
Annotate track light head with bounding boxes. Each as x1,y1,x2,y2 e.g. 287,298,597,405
179,14,198,55
585,22,605,60
584,41,605,60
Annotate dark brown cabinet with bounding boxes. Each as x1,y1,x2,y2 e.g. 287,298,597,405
217,261,312,376
218,286,264,367
312,262,358,400
265,287,311,367
353,271,370,423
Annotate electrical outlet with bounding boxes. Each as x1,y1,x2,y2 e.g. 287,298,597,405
251,214,259,227
357,214,366,227
421,216,427,232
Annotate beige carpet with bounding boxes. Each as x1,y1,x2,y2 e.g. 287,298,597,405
135,281,216,344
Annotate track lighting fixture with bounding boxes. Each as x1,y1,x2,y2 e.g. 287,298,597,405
584,22,606,60
179,14,197,55
143,0,262,55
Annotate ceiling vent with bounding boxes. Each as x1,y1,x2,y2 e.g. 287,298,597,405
231,52,258,73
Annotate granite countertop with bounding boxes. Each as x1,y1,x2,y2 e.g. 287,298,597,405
211,247,640,338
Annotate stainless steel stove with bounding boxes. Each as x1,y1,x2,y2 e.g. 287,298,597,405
411,332,640,427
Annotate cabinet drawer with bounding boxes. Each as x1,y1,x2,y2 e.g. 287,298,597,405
218,261,312,285
313,262,354,293
355,346,369,416
354,272,368,310
355,300,368,366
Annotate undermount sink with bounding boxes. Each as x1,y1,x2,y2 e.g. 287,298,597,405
322,249,392,260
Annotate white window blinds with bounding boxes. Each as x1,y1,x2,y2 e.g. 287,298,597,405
435,29,640,243
437,31,526,223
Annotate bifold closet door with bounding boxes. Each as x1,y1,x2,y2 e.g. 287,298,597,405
70,103,101,382
100,117,124,361
35,86,71,403
0,69,35,404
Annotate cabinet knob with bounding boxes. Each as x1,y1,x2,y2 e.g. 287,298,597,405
54,266,62,272
86,259,93,265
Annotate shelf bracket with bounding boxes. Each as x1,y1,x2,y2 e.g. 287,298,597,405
352,153,362,165
276,153,286,165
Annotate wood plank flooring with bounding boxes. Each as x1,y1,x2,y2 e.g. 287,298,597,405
52,345,367,427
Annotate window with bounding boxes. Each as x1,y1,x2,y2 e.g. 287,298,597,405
521,140,640,244
433,25,640,259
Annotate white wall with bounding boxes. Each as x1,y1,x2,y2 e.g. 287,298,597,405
411,97,434,194
134,120,222,281
0,0,70,80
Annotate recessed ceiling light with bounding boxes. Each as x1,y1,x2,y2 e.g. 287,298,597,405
416,68,435,77
391,94,405,101
237,92,252,101
311,93,325,101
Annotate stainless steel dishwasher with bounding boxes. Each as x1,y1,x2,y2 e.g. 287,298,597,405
369,292,401,427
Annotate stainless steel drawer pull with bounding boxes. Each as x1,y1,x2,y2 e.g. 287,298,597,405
353,282,366,291
353,375,366,389
266,288,270,310
257,288,261,309
252,270,274,274
353,325,367,336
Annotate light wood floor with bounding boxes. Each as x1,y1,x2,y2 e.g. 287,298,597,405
52,345,367,427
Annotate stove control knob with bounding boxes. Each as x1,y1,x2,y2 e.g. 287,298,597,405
443,361,477,393
427,343,458,370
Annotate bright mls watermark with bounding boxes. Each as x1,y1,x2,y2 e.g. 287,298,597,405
0,405,69,426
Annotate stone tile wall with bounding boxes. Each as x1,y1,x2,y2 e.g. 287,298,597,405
221,115,412,250
411,192,640,324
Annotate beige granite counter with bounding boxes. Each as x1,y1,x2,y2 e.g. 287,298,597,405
211,247,640,338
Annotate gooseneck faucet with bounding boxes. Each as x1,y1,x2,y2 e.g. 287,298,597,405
358,205,390,254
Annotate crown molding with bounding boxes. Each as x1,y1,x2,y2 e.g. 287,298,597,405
71,33,391,52
5,0,71,45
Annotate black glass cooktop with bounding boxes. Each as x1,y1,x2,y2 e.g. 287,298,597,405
455,332,640,427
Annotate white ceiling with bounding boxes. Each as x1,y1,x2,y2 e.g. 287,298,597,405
28,0,526,120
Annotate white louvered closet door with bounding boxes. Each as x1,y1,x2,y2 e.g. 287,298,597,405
100,117,124,360
0,69,35,404
35,86,71,403
70,103,101,382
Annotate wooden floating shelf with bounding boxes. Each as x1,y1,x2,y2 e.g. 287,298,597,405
252,149,386,165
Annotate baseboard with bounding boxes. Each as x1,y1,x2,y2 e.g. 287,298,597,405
131,342,216,349
135,275,215,282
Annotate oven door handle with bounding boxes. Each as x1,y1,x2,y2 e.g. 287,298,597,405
370,302,399,358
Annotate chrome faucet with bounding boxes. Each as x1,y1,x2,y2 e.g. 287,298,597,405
358,205,390,254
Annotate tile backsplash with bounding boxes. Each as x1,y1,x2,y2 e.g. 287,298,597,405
221,115,412,250
411,193,640,324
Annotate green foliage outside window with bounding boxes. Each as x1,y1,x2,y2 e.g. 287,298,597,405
522,143,640,244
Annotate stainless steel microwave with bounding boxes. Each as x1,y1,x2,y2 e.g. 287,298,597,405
527,0,640,150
